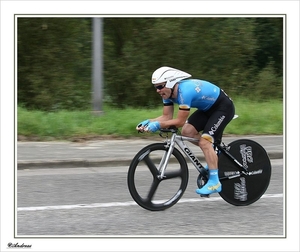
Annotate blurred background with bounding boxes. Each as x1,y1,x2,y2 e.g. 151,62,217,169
16,17,283,140
17,17,283,111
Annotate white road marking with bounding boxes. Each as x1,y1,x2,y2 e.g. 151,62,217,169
17,193,283,212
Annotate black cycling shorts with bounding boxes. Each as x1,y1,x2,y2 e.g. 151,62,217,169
187,90,235,145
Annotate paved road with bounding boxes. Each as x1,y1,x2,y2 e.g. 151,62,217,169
16,136,285,251
17,159,284,237
17,135,283,169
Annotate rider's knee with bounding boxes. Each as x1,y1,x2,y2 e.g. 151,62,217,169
181,123,197,137
199,134,214,149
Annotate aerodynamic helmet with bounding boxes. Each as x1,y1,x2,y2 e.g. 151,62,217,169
151,66,191,88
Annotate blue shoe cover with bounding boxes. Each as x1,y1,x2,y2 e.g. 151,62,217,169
196,181,222,195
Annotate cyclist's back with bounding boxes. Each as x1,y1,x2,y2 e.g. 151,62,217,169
163,79,221,111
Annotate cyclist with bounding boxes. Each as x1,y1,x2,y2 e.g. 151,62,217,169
136,66,235,195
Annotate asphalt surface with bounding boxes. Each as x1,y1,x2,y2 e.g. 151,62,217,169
17,135,283,169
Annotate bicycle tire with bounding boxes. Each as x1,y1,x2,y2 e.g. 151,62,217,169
127,143,189,211
218,139,272,206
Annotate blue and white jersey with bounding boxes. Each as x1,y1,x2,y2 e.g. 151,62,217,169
163,79,220,111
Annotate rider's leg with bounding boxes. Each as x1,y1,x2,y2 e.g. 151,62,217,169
195,134,222,194
196,113,235,194
182,124,221,194
199,136,218,169
183,90,235,195
181,123,200,141
181,123,209,170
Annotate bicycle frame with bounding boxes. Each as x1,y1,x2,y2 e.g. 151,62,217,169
129,124,271,210
158,132,248,180
158,133,206,179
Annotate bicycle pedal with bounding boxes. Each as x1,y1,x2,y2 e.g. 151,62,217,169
200,194,210,198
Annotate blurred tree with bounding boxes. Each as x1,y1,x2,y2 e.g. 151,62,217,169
18,17,283,110
103,17,277,106
249,18,283,100
254,18,283,76
18,18,91,110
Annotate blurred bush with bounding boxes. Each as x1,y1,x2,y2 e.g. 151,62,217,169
17,17,283,111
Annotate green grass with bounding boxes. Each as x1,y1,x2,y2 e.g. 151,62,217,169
225,98,283,135
17,98,283,141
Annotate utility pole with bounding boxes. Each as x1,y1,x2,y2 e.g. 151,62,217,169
92,17,103,115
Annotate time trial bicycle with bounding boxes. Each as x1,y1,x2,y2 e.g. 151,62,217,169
127,123,272,211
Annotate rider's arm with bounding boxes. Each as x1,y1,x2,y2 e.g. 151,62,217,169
152,103,190,128
151,104,174,122
158,109,190,128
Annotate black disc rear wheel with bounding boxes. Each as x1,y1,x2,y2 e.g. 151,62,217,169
218,139,272,206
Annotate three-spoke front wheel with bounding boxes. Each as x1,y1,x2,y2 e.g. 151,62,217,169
127,143,189,211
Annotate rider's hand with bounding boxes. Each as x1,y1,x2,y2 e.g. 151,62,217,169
136,119,150,132
145,121,161,133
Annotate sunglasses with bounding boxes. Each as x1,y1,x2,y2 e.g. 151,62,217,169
154,84,166,90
